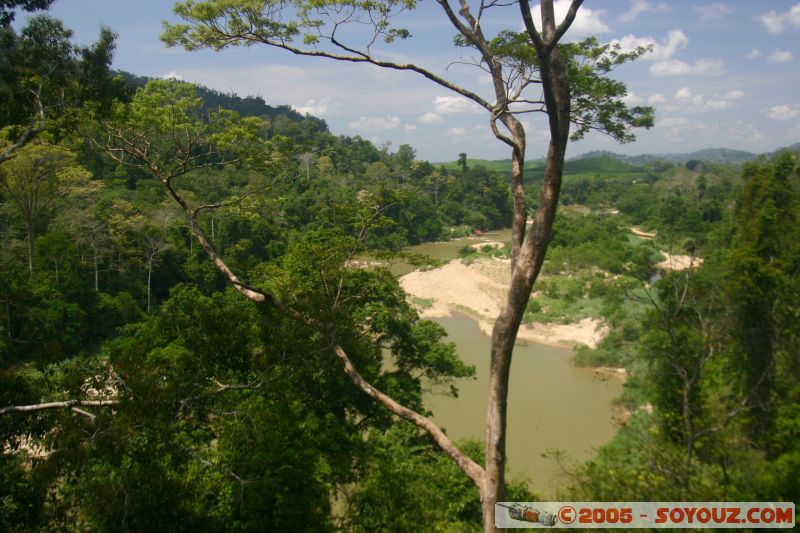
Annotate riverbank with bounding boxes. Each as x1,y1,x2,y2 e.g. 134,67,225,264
400,258,608,349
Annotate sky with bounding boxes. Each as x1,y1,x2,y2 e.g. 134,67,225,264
13,0,800,162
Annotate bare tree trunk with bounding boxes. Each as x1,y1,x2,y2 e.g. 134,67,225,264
508,138,527,269
93,252,99,291
147,254,153,314
26,221,35,276
480,4,574,529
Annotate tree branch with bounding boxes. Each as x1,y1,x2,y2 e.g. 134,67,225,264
332,344,485,490
96,122,487,490
0,399,118,417
0,86,46,164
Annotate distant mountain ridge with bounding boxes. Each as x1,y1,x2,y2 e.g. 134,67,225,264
117,71,328,133
438,144,800,174
572,148,758,165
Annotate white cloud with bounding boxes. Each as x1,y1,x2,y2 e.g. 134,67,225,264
728,121,765,144
704,98,733,110
692,3,733,21
613,29,726,78
448,127,467,137
766,105,800,121
744,48,762,59
293,97,332,116
348,115,401,132
162,70,183,80
433,95,482,114
648,93,667,105
530,0,611,40
650,58,725,77
619,0,669,23
622,91,644,105
768,50,794,63
418,112,443,124
612,29,688,61
692,59,726,75
761,11,786,34
404,124,417,132
675,87,704,105
759,4,800,34
660,117,691,128
652,59,692,76
673,87,743,111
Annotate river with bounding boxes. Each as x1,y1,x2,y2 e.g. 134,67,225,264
399,230,623,496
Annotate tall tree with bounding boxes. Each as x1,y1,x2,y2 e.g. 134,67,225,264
0,0,54,27
0,15,117,164
457,152,468,173
0,143,95,274
725,153,799,438
162,1,652,528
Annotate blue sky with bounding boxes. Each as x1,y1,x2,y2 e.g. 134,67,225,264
16,0,800,162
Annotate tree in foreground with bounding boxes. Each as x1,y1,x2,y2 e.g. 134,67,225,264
0,143,95,274
565,153,800,505
162,1,652,529
0,14,117,164
1,79,481,530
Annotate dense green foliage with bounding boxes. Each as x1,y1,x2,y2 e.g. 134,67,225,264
2,5,800,531
565,154,800,506
1,21,513,527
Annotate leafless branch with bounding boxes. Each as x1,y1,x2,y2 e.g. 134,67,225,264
0,399,118,417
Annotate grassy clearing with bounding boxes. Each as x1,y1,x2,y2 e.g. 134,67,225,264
411,296,434,309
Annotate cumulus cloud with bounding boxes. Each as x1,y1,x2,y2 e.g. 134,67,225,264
626,91,670,109
433,95,482,114
660,117,691,128
692,3,734,21
650,58,725,77
418,112,443,124
614,29,727,78
404,124,417,132
760,11,785,34
727,121,765,144
622,91,644,105
448,127,467,137
744,48,762,59
759,4,800,34
768,50,794,63
612,29,688,61
162,70,183,80
529,0,611,40
619,0,669,23
675,87,704,106
766,105,800,121
673,87,743,110
293,97,332,116
348,115,401,132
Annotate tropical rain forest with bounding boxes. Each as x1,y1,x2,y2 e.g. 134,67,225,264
1,0,798,531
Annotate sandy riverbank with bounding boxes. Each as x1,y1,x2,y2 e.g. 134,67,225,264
400,258,608,349
656,253,703,271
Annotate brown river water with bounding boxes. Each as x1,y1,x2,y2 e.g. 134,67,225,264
399,231,623,496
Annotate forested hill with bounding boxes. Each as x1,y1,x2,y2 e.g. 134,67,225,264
440,145,800,173
440,154,643,177
117,71,329,134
